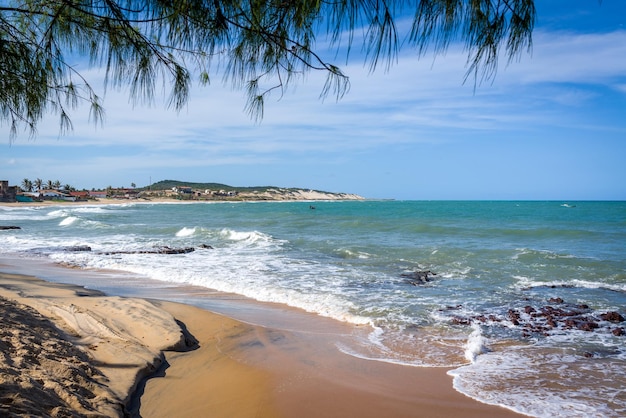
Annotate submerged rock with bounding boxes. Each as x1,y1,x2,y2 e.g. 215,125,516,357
63,245,92,252
101,246,195,255
0,225,21,230
444,297,624,339
401,270,437,285
600,312,625,323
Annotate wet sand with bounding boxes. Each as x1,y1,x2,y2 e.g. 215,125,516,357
0,269,523,417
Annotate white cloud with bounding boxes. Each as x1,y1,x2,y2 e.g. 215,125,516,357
499,30,626,84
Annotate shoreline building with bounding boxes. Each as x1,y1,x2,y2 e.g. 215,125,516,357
0,181,17,202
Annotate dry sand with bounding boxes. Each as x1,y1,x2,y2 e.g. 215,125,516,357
0,271,523,417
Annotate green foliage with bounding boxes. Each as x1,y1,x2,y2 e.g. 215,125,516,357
148,180,233,191
0,0,535,139
21,178,33,192
149,179,289,193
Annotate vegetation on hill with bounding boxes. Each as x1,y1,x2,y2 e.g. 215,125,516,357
145,180,327,194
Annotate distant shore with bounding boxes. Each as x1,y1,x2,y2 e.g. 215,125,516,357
0,197,196,207
0,262,522,417
0,191,365,208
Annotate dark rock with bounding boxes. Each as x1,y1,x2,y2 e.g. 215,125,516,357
450,316,471,326
600,312,624,323
507,309,521,326
101,246,195,255
583,352,594,358
563,319,577,329
445,298,623,339
198,244,214,249
0,226,21,230
440,305,463,311
63,245,92,252
158,246,195,254
576,321,599,332
401,270,437,285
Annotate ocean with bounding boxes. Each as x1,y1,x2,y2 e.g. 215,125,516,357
1,200,625,417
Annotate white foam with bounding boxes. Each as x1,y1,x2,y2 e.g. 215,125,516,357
336,248,372,259
71,206,110,214
64,247,374,328
219,228,276,245
449,345,626,417
464,324,490,363
175,227,196,237
514,276,626,292
59,216,78,226
47,209,70,218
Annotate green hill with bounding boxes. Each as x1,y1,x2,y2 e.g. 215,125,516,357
145,180,323,193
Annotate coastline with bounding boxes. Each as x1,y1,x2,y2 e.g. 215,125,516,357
0,263,523,417
0,186,365,208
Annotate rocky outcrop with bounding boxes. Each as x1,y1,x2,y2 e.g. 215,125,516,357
0,226,21,230
101,246,196,255
59,245,215,254
442,298,625,339
600,311,625,322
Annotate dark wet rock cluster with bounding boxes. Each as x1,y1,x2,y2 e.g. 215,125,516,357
401,270,437,285
443,298,625,338
0,226,21,230
101,246,197,255
63,245,93,252
60,245,214,254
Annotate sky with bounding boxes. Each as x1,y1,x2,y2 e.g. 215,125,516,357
2,1,626,200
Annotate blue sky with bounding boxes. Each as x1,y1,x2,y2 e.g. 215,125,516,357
2,1,626,200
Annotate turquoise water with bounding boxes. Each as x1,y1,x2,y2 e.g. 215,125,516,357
1,200,625,416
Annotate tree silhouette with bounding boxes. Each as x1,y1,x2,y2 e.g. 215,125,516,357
21,178,33,192
1,0,535,138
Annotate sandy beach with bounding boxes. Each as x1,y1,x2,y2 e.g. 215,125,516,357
0,266,524,418
0,197,187,208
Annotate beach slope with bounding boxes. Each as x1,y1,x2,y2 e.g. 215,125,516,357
0,271,522,417
0,272,194,417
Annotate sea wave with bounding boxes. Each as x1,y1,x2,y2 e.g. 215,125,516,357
335,248,372,259
175,227,196,237
59,216,78,226
449,345,626,417
464,324,490,362
512,247,578,261
514,276,626,293
47,209,71,218
219,228,277,245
